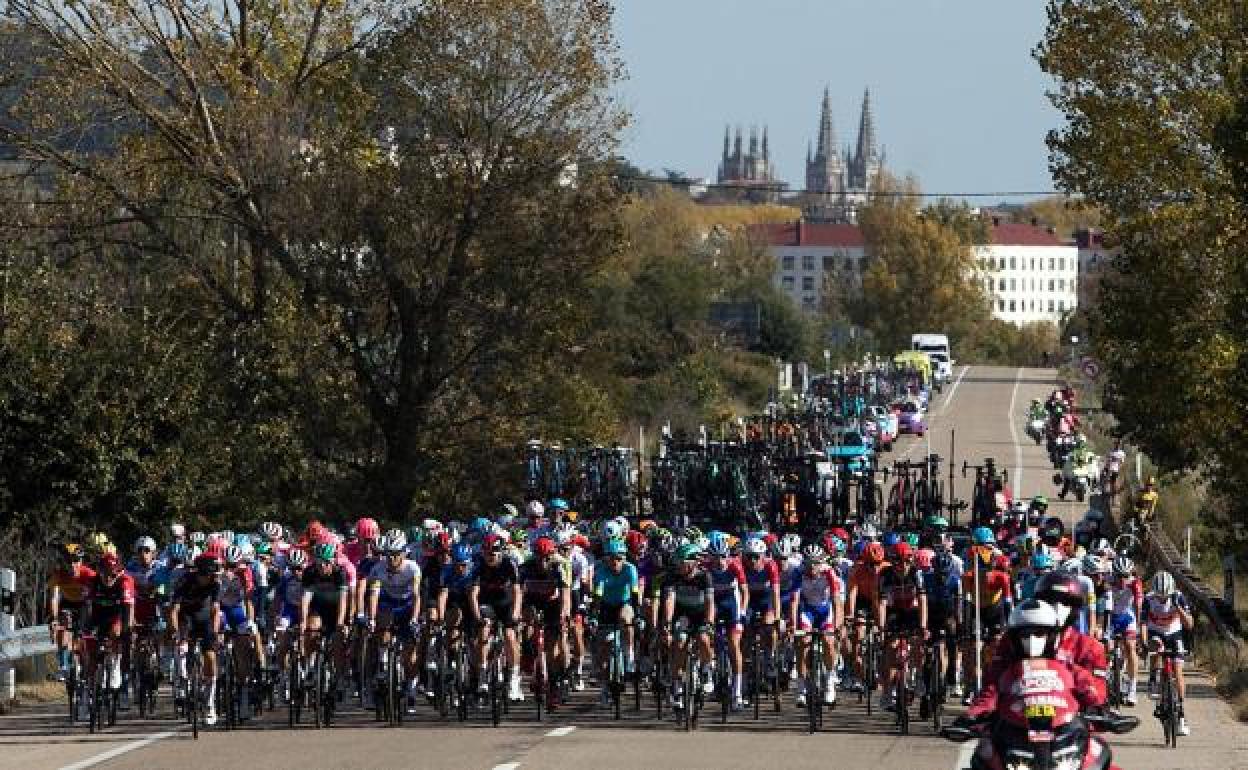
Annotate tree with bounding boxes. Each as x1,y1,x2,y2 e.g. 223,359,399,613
0,0,627,518
847,175,992,352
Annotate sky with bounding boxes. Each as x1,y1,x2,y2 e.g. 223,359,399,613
612,0,1063,202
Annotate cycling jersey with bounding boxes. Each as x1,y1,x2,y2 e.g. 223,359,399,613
663,568,713,614
439,565,476,606
742,558,779,610
1108,576,1143,615
474,558,520,606
593,561,638,607
922,567,961,619
172,574,221,621
87,573,135,630
519,559,566,605
302,564,349,607
368,559,421,602
879,565,924,612
218,565,254,608
51,564,95,604
275,572,304,628
1142,591,1189,635
795,566,842,632
847,561,887,611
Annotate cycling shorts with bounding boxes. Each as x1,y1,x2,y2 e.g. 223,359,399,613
88,607,127,638
478,601,518,630
221,604,252,633
1111,611,1138,640
59,600,85,632
377,596,416,636
886,609,922,634
748,591,773,613
798,604,835,633
716,601,744,632
276,604,303,631
672,610,711,636
747,603,776,624
597,602,634,628
308,599,342,629
1148,630,1186,661
526,600,563,633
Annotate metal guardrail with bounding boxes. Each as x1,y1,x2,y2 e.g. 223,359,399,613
0,625,53,662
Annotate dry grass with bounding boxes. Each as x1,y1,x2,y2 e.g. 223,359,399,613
16,680,65,703
1194,620,1248,722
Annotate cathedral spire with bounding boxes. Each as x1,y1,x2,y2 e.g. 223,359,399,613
816,86,837,160
762,125,770,163
856,88,878,165
722,125,731,163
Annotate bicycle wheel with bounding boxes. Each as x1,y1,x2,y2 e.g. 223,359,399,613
312,652,324,729
89,663,103,734
66,654,78,724
288,650,301,727
683,658,695,731
1166,673,1179,748
928,650,943,730
1161,674,1174,747
611,637,623,721
864,634,876,716
490,652,504,727
188,654,201,740
806,642,820,734
222,647,237,730
717,639,730,724
751,638,761,721
321,655,337,727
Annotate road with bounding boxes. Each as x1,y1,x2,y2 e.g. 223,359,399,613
3,366,1246,769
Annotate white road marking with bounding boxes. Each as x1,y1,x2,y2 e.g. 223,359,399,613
545,725,576,737
940,365,971,414
59,728,184,770
953,739,976,769
493,764,521,770
1007,367,1023,496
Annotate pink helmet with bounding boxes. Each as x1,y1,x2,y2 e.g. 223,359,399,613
916,548,935,570
356,517,380,541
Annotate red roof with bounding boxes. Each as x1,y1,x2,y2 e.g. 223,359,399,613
990,223,1067,247
747,221,864,248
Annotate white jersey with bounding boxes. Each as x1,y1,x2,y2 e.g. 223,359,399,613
1142,591,1188,634
368,560,421,601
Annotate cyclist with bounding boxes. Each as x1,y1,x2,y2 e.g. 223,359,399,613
169,553,223,725
791,544,841,707
878,541,926,711
365,534,422,710
217,545,262,718
82,552,135,716
1018,549,1055,600
922,548,962,700
554,525,591,692
741,536,781,684
660,543,715,711
1107,555,1144,705
519,536,569,704
592,538,639,705
845,541,888,693
48,543,95,683
123,536,163,710
273,549,307,700
1141,570,1193,736
705,536,747,709
300,542,350,696
468,533,522,700
961,543,1012,703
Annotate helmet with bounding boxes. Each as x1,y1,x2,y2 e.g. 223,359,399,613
744,537,767,556
554,524,576,546
220,530,235,545
604,538,627,557
548,498,570,512
312,542,336,562
1035,572,1086,627
972,526,995,545
1031,495,1048,509
1112,556,1134,576
356,518,380,541
170,523,186,538
915,548,934,569
892,542,914,562
224,545,243,565
194,553,220,574
452,544,474,564
993,553,1012,571
261,521,283,539
675,544,701,562
924,515,949,530
1010,500,1028,514
134,536,157,552
801,545,826,564
287,549,308,568
168,542,190,564
859,521,880,540
638,519,658,533
1031,551,1054,570
863,542,885,565
254,541,273,557
190,531,207,546
1152,570,1176,596
904,533,920,547
533,537,556,558
482,533,505,554
1091,537,1112,554
99,552,123,575
1008,599,1061,658
1042,516,1064,537
882,532,900,547
469,517,491,535
525,500,545,519
625,529,646,553
1060,558,1083,575
602,519,625,542
1081,554,1105,575
773,537,795,560
707,539,730,558
383,534,407,554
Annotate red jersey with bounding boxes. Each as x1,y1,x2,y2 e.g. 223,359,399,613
967,656,1100,724
979,627,1107,710
87,573,135,610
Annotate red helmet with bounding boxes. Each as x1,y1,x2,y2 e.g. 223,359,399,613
573,534,591,549
830,528,850,544
427,531,452,554
483,533,505,553
204,539,226,560
625,530,646,554
99,552,122,575
356,517,380,541
864,543,885,564
993,553,1012,571
534,537,556,558
893,542,914,562
915,548,934,570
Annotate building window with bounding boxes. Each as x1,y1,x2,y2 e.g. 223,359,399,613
1048,279,1055,291
1030,300,1036,311
782,276,795,290
1030,258,1035,270
998,258,1006,270
823,256,835,270
803,255,815,271
1049,257,1056,270
802,296,816,310
1009,278,1016,291
998,279,1006,291
1059,257,1066,270
782,256,794,270
1058,279,1065,291
998,299,1005,312
985,278,994,292
1009,257,1016,270
1009,300,1016,312
1058,300,1066,312
802,276,815,291
1048,300,1055,312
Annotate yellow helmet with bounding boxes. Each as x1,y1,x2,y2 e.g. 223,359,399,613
61,543,82,559
564,510,579,523
86,532,110,550
100,543,118,557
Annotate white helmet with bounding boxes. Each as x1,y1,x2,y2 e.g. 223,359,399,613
261,521,283,539
1008,599,1061,658
239,542,256,563
744,537,767,556
501,503,520,518
1151,571,1176,596
287,549,308,568
773,537,795,559
1060,558,1083,576
422,519,443,534
554,524,576,546
610,516,630,535
525,500,545,518
134,536,158,552
602,519,625,542
170,523,186,538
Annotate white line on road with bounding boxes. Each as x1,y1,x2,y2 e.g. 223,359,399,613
940,365,971,414
492,763,521,770
953,739,975,770
1007,367,1023,496
545,725,576,737
59,728,184,770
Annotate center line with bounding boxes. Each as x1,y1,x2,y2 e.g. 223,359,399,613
493,763,521,770
545,726,576,737
1006,367,1024,497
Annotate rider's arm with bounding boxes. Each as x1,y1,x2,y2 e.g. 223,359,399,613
467,584,481,620
410,570,422,619
335,583,348,627
703,580,715,626
210,601,222,635
366,579,381,621
510,579,523,623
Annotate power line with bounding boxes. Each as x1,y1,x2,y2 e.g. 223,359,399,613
610,172,1063,199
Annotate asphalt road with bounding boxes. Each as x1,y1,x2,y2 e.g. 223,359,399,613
4,366,1246,769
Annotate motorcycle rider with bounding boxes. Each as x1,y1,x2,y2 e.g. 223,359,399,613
1059,433,1096,501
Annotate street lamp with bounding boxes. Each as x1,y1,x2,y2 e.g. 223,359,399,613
823,349,831,378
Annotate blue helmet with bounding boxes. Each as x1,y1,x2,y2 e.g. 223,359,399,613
972,526,995,545
604,538,627,556
707,538,730,558
452,544,474,564
469,517,490,535
881,532,901,547
234,533,251,548
850,540,866,559
548,498,570,512
707,530,729,551
168,542,190,564
1031,551,1055,570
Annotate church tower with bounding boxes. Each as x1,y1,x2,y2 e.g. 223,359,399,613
805,87,845,196
849,88,881,192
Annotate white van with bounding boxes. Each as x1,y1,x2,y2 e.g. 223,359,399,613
912,333,953,383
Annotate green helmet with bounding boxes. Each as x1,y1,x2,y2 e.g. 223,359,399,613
312,542,336,562
1032,494,1049,508
254,542,273,557
904,533,920,547
924,514,948,530
511,527,529,545
675,543,701,562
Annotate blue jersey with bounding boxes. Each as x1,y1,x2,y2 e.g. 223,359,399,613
440,564,477,601
593,561,638,606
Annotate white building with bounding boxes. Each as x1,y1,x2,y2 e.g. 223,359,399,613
748,221,867,313
750,219,1078,327
975,224,1079,325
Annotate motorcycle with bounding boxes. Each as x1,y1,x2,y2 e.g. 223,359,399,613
1026,418,1046,446
943,710,1139,770
1054,453,1101,503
